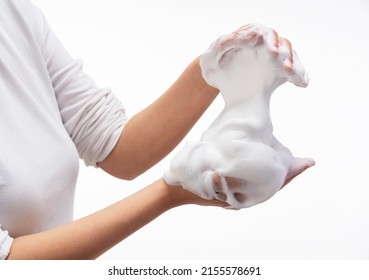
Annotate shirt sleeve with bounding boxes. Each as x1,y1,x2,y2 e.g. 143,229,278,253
36,4,128,167
0,225,13,260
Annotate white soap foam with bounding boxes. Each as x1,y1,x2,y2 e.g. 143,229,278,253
163,23,314,209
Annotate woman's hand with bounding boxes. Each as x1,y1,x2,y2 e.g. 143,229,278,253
200,23,309,90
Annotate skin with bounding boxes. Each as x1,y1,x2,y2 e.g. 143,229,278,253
6,26,312,260
97,57,219,180
8,179,226,260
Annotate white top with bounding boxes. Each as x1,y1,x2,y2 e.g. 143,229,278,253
0,0,127,259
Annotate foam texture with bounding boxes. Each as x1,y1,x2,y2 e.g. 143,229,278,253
164,23,314,209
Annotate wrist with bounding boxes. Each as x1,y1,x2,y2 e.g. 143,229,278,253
190,56,219,96
156,179,195,209
157,178,228,209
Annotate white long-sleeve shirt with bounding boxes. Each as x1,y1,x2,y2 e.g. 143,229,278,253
0,0,128,259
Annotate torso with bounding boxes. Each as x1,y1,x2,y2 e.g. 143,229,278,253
0,0,80,237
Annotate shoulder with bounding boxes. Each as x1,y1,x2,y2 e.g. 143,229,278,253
0,0,49,46
0,0,46,27
1,0,37,13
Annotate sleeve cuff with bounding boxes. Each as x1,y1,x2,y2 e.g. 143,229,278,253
0,225,14,260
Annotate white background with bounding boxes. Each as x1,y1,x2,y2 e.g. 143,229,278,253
32,0,369,259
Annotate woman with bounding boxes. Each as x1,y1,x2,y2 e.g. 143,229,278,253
0,0,308,259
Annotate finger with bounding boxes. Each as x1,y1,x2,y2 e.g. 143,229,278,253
208,198,230,208
216,33,238,52
212,172,222,191
234,29,263,47
273,30,279,51
197,196,230,208
281,159,315,189
280,173,299,189
212,174,247,203
270,29,280,56
262,28,279,57
182,185,229,207
233,23,253,34
225,176,244,187
280,37,293,63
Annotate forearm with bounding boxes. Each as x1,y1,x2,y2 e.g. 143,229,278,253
98,57,219,179
6,180,188,260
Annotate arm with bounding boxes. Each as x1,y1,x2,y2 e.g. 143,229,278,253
6,161,310,260
98,57,219,180
7,179,226,260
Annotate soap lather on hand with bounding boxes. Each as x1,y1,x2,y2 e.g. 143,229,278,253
163,23,315,209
